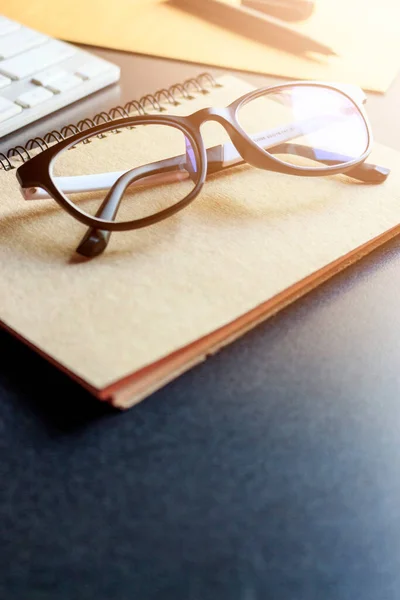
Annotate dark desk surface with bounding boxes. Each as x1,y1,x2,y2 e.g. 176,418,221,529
2,47,400,600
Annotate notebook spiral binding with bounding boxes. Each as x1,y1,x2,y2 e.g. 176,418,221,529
0,72,221,172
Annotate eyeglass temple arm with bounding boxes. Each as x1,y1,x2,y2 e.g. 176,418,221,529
76,157,185,258
223,143,390,184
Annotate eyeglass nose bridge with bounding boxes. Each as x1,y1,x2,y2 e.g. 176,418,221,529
189,106,277,171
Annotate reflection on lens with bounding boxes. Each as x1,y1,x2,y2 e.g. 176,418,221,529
237,85,369,169
50,123,199,224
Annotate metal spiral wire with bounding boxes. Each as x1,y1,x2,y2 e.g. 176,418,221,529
1,72,218,170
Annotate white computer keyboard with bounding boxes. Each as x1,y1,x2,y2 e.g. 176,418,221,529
0,16,120,138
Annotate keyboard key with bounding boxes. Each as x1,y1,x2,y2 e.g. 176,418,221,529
75,60,108,80
0,74,11,89
0,17,20,37
15,87,54,108
0,97,22,122
0,28,47,60
0,16,120,138
0,40,75,80
46,73,82,93
32,68,68,86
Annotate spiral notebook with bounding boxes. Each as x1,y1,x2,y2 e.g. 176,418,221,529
2,72,400,409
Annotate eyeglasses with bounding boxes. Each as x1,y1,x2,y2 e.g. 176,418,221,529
16,81,390,258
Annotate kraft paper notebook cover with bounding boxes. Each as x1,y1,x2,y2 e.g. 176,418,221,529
2,73,400,409
3,0,400,92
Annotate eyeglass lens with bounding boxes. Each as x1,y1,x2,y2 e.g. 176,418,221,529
237,85,369,169
50,123,200,224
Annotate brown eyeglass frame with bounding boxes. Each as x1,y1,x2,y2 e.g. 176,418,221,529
16,81,390,258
